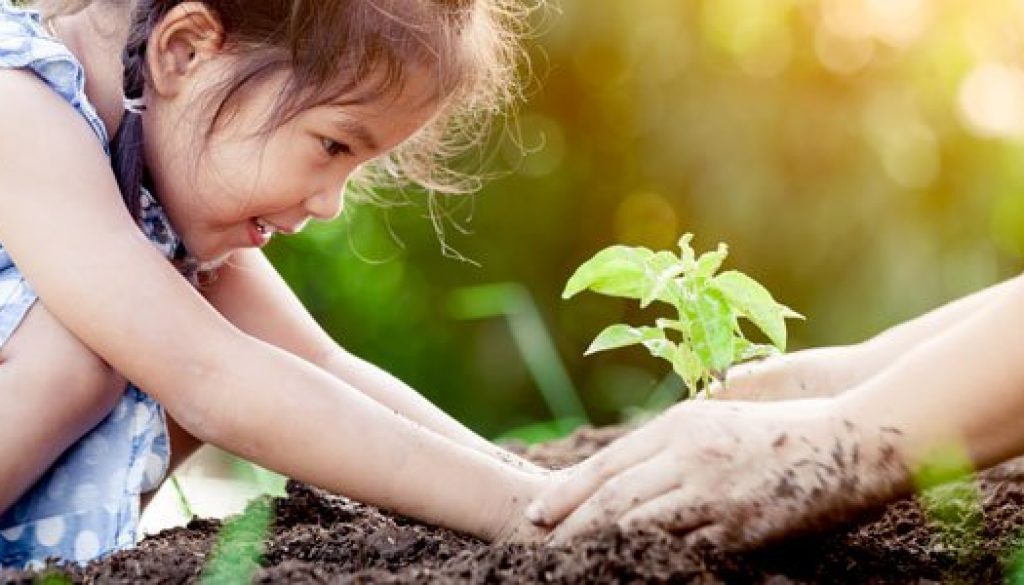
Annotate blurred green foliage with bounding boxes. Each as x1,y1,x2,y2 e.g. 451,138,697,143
200,497,273,585
268,0,1024,437
32,573,71,585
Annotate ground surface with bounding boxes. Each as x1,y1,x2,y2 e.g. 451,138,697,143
4,426,1024,584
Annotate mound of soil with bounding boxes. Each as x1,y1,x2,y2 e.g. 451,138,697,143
4,426,1024,584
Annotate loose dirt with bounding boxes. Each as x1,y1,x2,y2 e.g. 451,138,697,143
4,426,1024,584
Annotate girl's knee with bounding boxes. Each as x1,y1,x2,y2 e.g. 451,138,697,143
69,367,128,423
1,302,127,426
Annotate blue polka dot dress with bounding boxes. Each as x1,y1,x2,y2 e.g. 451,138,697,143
0,0,198,569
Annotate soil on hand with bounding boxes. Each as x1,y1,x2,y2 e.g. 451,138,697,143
4,426,1024,584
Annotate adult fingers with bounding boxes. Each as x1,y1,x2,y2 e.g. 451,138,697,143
547,453,681,545
681,520,762,552
617,489,714,535
526,426,665,527
621,492,775,552
681,524,730,550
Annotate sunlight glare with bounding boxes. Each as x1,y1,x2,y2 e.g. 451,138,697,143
958,62,1024,138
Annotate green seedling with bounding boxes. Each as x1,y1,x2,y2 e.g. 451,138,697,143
563,233,803,396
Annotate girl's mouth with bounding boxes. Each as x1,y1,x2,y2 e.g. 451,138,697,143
248,218,274,247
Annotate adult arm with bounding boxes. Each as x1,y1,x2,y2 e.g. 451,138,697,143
0,69,542,541
527,275,1024,547
200,247,542,472
713,274,1023,401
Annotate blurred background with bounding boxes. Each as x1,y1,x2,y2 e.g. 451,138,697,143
263,0,1024,438
144,0,1024,528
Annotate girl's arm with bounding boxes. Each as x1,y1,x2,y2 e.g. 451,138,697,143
713,274,1023,401
0,70,542,541
201,248,542,473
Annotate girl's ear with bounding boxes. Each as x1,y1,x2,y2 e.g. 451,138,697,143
147,1,225,98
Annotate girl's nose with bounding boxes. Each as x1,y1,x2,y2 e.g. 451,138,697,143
304,183,346,221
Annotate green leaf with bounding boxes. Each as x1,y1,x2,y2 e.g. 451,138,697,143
712,270,800,350
694,242,729,279
563,245,652,300
640,252,686,308
641,337,675,361
563,246,683,306
733,337,780,362
781,304,804,319
638,337,701,390
655,318,688,335
681,287,735,373
585,324,665,355
669,343,704,390
678,233,696,269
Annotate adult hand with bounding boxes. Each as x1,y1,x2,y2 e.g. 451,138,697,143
525,398,910,549
703,345,870,402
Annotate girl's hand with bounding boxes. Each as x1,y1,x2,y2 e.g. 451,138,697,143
494,511,550,543
524,398,910,549
490,469,562,543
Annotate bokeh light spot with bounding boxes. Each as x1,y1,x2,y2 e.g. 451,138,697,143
613,191,679,250
702,0,793,76
822,0,874,39
958,62,1024,139
865,0,930,47
816,24,875,74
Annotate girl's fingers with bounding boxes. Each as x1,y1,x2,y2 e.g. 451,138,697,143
546,454,681,545
525,426,665,527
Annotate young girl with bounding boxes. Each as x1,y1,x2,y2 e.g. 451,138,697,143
0,0,548,569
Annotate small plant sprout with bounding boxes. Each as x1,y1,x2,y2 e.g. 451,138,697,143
563,233,804,396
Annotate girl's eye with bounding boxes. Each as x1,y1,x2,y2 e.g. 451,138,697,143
321,137,353,158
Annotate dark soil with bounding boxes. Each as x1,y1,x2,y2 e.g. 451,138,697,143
5,426,1024,584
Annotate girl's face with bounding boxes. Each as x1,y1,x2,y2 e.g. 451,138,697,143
144,54,440,267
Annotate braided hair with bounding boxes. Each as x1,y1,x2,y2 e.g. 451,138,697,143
109,0,169,226
110,1,210,279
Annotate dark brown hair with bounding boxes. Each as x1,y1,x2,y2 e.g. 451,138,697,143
34,0,529,229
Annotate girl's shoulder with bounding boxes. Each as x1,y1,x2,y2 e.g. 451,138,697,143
0,0,110,151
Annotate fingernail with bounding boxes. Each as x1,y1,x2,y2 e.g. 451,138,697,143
525,501,546,525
